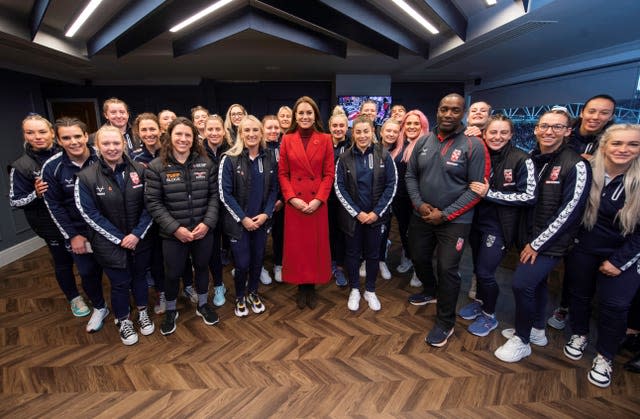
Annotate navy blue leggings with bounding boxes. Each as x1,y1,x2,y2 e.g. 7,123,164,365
566,248,640,360
47,239,78,301
162,233,213,302
512,254,560,344
345,223,384,292
470,229,507,314
103,248,150,320
71,252,105,309
230,227,268,298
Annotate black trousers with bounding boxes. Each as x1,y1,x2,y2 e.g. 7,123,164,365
162,232,214,302
409,214,471,330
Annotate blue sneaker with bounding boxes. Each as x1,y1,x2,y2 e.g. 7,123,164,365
408,293,437,306
459,300,482,320
334,268,348,287
468,313,498,337
425,325,454,347
213,285,226,307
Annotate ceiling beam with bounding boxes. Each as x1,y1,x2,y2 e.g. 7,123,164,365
87,0,168,57
173,6,346,58
319,0,429,57
422,0,467,41
259,0,400,59
29,0,51,40
114,0,218,58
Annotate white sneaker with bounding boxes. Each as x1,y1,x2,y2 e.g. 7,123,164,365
117,318,139,346
588,354,613,388
397,253,413,273
363,291,381,311
494,335,532,363
379,262,391,280
86,307,110,333
182,286,197,304
274,265,282,282
136,309,155,336
359,262,366,277
154,292,166,314
564,334,588,360
348,288,361,311
260,266,272,285
409,272,422,287
501,327,548,347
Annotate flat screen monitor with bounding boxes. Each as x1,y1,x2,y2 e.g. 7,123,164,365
337,96,392,127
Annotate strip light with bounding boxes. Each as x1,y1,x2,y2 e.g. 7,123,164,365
65,0,104,37
391,0,439,35
486,0,497,5
170,0,236,33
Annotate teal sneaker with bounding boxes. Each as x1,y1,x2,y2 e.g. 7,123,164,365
70,296,90,317
213,285,226,307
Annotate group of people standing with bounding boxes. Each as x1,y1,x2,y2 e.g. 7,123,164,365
8,92,640,389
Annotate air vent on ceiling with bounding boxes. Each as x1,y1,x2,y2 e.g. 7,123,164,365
425,20,556,69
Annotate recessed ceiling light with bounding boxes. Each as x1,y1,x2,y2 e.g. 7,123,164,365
486,0,498,6
391,0,439,35
170,0,236,33
65,0,104,37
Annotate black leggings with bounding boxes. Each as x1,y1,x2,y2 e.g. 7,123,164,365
162,232,214,302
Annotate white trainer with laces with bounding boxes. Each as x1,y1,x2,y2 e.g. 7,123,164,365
588,354,612,388
494,335,532,363
363,291,381,311
379,262,391,280
501,327,548,347
86,307,110,333
397,253,413,273
348,289,361,311
409,272,422,287
274,265,283,282
260,266,272,285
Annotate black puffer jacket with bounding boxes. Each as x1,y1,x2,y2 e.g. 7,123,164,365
144,151,219,239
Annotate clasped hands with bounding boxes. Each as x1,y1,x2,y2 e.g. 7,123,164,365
242,214,269,231
356,211,379,224
173,223,210,243
289,197,322,214
417,203,446,225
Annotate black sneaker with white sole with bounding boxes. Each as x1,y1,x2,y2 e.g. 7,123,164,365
196,304,220,325
160,310,179,335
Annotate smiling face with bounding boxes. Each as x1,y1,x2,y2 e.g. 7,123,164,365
602,128,640,171
23,119,54,151
535,112,571,154
229,106,246,127
138,119,160,149
97,130,124,167
170,123,194,157
205,118,225,148
353,121,373,152
240,119,263,151
158,111,176,133
361,103,377,122
381,123,400,147
391,105,406,122
483,120,513,152
104,103,129,130
192,110,208,132
330,117,347,141
263,119,280,142
467,101,491,128
277,109,292,131
403,114,422,141
57,125,89,160
437,96,465,134
295,102,315,130
580,98,615,136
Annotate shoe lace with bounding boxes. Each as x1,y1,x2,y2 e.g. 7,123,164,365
138,311,152,328
72,298,85,310
250,293,262,306
121,320,136,337
594,356,612,374
569,335,587,348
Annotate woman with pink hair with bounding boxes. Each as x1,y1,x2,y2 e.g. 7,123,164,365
390,110,430,285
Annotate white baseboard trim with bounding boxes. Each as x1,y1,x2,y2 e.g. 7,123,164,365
0,237,46,268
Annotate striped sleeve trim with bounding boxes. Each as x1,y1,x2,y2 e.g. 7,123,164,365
487,159,536,203
218,155,242,223
334,158,358,217
377,157,397,217
74,178,121,245
9,168,37,207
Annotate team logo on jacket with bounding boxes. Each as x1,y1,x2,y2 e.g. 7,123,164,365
455,237,464,252
503,169,513,184
64,178,74,188
194,171,207,181
96,185,105,196
549,166,561,182
450,149,462,162
166,172,181,183
129,172,140,185
485,235,496,247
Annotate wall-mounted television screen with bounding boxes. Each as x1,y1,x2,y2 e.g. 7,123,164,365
337,96,392,127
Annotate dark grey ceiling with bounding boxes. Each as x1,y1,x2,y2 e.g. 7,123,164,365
0,0,638,85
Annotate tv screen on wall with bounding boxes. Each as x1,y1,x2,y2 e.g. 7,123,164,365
337,96,392,127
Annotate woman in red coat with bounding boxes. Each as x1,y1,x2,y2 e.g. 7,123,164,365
278,96,335,309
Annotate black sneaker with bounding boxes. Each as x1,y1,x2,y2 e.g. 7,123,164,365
160,310,179,336
425,325,453,347
196,304,220,326
408,293,437,306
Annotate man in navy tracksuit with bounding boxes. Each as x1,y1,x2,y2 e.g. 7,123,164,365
405,93,490,347
42,118,108,333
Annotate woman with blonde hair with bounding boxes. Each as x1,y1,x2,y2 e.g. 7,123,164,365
224,103,247,143
562,124,640,387
219,115,278,316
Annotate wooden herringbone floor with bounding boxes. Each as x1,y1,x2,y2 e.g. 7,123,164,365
1,237,639,417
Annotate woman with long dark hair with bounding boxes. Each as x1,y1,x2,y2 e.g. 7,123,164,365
144,117,220,335
278,96,335,308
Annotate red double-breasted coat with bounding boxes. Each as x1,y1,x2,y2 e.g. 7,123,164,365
278,130,335,284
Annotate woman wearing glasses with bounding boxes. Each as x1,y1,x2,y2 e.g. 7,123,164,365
494,108,592,363
224,104,247,144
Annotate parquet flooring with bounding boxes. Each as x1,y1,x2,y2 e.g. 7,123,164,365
1,235,640,417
